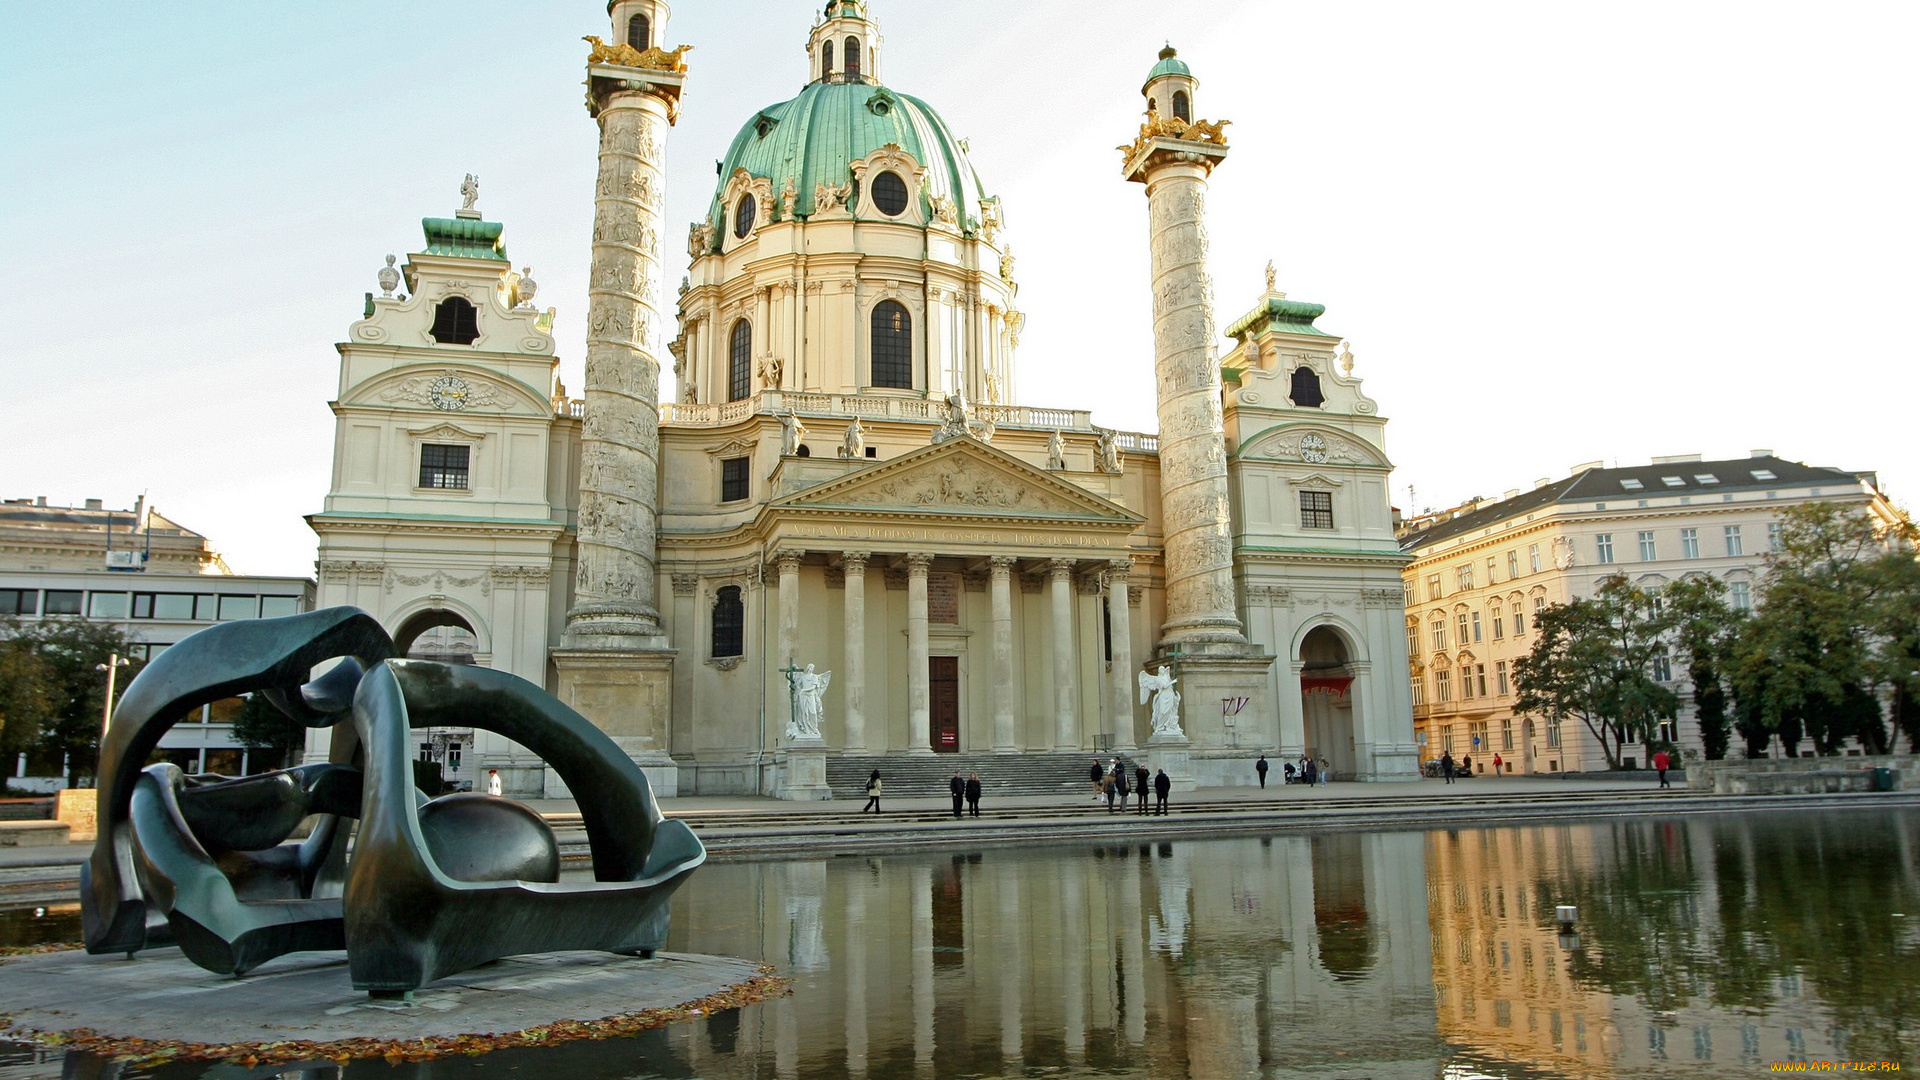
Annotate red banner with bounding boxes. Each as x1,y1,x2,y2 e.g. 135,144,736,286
1301,676,1353,698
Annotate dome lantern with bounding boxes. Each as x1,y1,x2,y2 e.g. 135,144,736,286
608,0,670,53
809,0,881,84
1143,44,1197,123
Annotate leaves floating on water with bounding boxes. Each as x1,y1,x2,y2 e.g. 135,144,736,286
0,968,789,1066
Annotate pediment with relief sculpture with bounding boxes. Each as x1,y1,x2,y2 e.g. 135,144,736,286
773,438,1141,525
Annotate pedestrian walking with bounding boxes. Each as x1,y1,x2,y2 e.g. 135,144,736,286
1135,764,1150,814
1318,756,1331,786
966,772,983,816
1256,754,1269,789
1653,749,1671,789
486,769,502,797
1090,758,1105,801
1492,752,1503,776
1303,757,1317,787
1440,751,1455,784
1154,767,1171,815
950,770,965,818
863,769,883,812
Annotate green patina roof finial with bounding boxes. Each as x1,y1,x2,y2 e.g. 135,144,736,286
1145,44,1191,89
420,217,508,262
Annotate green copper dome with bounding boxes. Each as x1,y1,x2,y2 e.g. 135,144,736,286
1143,45,1191,90
704,79,992,245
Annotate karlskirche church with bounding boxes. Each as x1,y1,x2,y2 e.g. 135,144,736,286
308,0,1419,798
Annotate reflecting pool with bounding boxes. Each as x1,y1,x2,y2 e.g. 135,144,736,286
4,806,1915,1079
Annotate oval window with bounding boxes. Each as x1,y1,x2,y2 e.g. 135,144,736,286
734,194,757,238
871,171,909,217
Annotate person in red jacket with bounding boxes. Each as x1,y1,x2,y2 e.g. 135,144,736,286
1653,749,1671,789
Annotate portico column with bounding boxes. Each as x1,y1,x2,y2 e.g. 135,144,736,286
1049,558,1077,751
842,552,870,753
990,556,1018,753
775,550,802,678
1107,559,1136,752
906,554,933,754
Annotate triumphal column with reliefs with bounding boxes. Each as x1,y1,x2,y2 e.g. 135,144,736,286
1122,47,1272,781
553,1,689,793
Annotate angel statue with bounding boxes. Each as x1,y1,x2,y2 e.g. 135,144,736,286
788,663,831,739
1139,665,1183,737
460,173,480,211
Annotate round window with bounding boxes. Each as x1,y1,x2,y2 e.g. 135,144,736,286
734,194,757,238
871,171,909,217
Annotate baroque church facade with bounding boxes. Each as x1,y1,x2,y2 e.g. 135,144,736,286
308,0,1419,797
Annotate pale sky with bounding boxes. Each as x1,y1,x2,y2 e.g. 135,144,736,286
3,2,1914,578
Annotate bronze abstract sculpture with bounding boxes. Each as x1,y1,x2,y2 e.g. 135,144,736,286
81,607,705,994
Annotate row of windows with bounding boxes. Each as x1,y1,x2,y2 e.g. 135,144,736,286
0,588,301,621
723,302,912,402
1431,521,1786,600
1416,596,1544,653
819,36,869,80
1592,523,1781,564
1428,716,1551,757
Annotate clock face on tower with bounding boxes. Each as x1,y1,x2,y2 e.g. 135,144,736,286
428,374,471,411
1300,433,1329,464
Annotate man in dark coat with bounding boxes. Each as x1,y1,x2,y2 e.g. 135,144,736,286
1112,765,1130,813
950,770,965,817
1256,754,1269,788
1090,758,1105,801
1440,751,1456,784
1154,767,1171,815
1134,763,1150,814
965,772,983,816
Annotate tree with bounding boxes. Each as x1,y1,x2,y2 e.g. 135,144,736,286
0,618,145,787
1515,574,1679,768
1663,575,1742,760
1729,501,1920,756
0,630,57,764
229,692,306,772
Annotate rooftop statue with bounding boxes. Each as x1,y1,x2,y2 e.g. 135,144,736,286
80,608,705,995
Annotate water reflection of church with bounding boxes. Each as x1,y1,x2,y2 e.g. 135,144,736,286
307,1,1418,797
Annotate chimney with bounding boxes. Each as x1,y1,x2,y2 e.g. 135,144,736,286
1750,448,1773,458
1504,489,1521,500
1569,461,1603,474
1651,453,1702,464
85,498,104,510
35,496,47,507
1533,477,1552,489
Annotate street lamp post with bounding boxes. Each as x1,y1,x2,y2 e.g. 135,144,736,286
95,653,130,738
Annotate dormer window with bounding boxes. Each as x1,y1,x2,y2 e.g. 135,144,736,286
429,297,480,345
871,171,908,216
1172,90,1190,121
844,36,861,78
1289,366,1324,408
627,13,650,50
822,40,833,79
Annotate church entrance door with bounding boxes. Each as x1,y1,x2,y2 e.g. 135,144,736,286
931,656,959,752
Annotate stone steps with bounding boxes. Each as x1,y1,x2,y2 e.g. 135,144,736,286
823,752,1148,800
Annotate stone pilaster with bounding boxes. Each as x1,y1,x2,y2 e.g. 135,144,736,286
843,551,869,754
775,549,802,681
990,556,1018,753
906,554,933,754
1049,558,1077,751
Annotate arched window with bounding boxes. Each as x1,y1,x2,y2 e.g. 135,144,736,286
843,36,861,78
870,301,911,388
728,319,752,401
822,40,833,79
1172,90,1190,121
733,194,757,239
429,297,480,345
1290,365,1324,408
712,586,744,658
627,13,650,50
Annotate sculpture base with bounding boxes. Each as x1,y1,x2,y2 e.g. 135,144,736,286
778,740,833,801
552,647,679,796
0,947,771,1058
1154,643,1275,753
1147,732,1196,793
